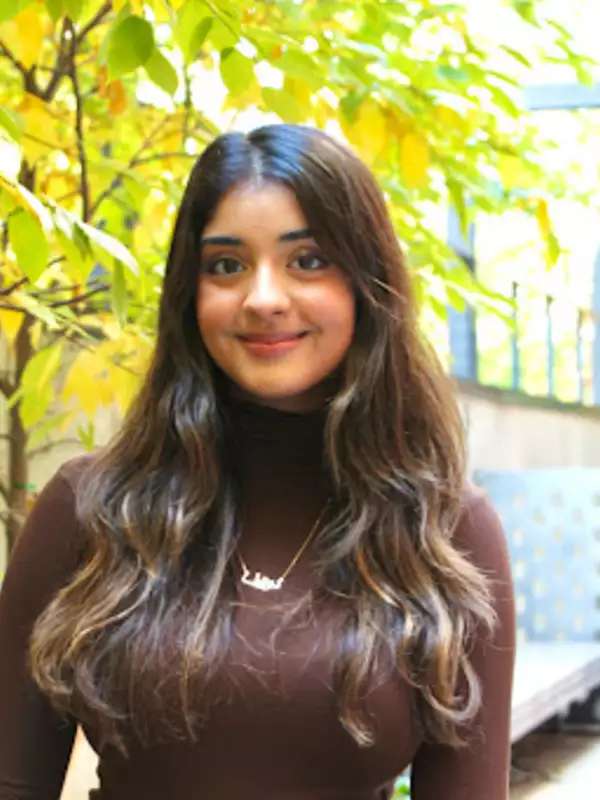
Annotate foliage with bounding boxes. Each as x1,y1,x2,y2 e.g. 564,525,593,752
0,0,595,549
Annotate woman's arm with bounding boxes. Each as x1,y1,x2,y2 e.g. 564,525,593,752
410,487,516,800
0,467,83,799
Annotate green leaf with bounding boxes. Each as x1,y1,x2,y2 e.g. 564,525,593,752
144,47,178,94
447,179,468,240
21,341,64,390
0,0,30,22
45,0,64,22
55,226,94,283
19,342,64,428
111,259,128,327
261,88,304,123
122,174,150,209
0,106,23,141
77,219,139,276
511,0,537,24
76,418,96,451
220,49,254,96
20,383,52,428
339,91,365,124
500,45,531,68
0,186,16,217
16,293,60,329
6,384,24,411
7,208,49,282
436,64,469,83
277,50,322,89
207,16,237,50
63,0,83,22
106,15,154,78
175,6,213,62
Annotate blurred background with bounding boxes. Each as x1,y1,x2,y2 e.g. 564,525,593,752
1,1,599,797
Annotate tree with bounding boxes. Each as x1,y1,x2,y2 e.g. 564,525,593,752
0,0,594,554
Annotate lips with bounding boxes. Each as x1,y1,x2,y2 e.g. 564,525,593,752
238,332,308,343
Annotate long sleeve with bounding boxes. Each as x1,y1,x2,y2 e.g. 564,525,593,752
410,487,516,800
0,467,83,799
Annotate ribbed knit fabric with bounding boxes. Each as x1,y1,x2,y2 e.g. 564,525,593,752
0,396,515,799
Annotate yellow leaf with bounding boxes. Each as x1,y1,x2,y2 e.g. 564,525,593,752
400,133,430,188
386,110,412,141
61,350,114,415
284,77,312,110
0,308,23,345
17,92,60,163
29,319,42,349
498,153,537,190
536,198,551,239
14,5,45,69
434,105,464,130
41,171,76,200
97,334,149,414
342,99,387,164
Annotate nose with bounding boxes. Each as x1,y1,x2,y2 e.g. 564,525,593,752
241,264,292,316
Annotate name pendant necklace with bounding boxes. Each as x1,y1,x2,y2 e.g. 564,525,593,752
236,500,331,592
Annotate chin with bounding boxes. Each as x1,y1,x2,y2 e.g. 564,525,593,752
234,380,330,410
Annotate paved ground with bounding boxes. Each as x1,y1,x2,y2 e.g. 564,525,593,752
510,730,600,798
61,728,600,799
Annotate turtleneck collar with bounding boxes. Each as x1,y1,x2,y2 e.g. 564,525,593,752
220,391,330,481
227,394,326,437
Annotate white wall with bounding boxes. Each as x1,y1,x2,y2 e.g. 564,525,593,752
458,380,600,472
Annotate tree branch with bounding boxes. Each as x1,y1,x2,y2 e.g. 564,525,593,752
27,437,82,459
0,277,28,296
0,376,15,398
41,18,71,101
89,117,169,219
66,19,90,221
76,2,112,44
0,40,38,93
47,283,109,308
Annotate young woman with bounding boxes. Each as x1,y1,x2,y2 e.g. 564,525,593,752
0,124,515,799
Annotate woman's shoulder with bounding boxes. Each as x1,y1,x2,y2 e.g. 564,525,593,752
55,449,104,494
452,481,511,579
0,452,105,624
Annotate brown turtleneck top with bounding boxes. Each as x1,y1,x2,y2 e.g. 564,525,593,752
0,397,515,799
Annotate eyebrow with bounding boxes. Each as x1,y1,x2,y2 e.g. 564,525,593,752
199,228,314,248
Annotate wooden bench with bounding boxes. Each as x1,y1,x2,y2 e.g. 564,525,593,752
474,468,600,742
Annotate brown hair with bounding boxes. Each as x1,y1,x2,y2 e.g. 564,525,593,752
30,124,496,754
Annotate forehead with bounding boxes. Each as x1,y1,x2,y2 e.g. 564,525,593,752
202,182,308,238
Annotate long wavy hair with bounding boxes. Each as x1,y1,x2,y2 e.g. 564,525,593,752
30,123,496,755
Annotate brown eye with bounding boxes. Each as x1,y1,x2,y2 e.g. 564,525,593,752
291,252,329,271
204,257,243,276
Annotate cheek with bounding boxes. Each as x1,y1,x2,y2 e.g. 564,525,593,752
321,286,356,342
195,285,228,339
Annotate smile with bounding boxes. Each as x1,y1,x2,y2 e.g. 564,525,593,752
237,333,308,357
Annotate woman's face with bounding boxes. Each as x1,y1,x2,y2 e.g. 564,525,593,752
195,182,356,412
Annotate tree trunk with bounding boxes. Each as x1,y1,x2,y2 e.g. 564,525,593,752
5,315,34,554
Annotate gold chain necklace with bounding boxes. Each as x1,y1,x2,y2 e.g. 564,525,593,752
236,500,331,592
